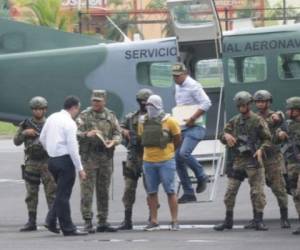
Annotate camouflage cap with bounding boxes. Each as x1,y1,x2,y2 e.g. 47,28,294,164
136,88,153,101
286,96,300,109
29,96,48,109
253,90,272,102
91,90,106,101
233,91,252,106
172,63,187,76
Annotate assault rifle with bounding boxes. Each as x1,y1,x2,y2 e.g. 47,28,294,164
22,118,42,136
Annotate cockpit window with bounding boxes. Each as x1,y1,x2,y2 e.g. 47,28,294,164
195,59,223,88
137,62,173,88
228,56,267,84
169,0,214,26
278,53,300,79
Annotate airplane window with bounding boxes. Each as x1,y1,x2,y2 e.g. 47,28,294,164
150,63,173,88
278,53,300,80
228,56,267,84
137,62,173,88
170,0,214,26
195,59,223,88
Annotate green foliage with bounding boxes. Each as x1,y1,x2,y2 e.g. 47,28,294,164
146,0,174,37
0,122,17,135
103,0,142,41
0,0,10,18
146,0,166,10
13,0,76,31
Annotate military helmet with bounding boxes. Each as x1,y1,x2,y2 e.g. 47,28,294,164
286,96,300,109
233,91,252,106
253,90,272,102
29,96,48,109
136,88,153,101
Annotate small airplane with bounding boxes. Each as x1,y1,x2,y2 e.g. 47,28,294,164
1,0,300,141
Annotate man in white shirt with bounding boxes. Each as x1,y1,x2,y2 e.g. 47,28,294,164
173,63,212,203
40,96,87,236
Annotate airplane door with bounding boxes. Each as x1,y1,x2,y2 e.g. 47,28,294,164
167,0,222,63
167,0,224,139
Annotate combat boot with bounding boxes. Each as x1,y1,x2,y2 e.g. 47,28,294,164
254,212,268,231
280,208,291,228
20,212,37,232
244,210,256,229
83,219,95,233
118,209,133,230
214,211,233,231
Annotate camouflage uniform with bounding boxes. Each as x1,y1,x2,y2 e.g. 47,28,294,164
256,109,289,227
13,97,56,232
121,111,145,209
278,96,300,234
77,91,121,231
214,91,271,231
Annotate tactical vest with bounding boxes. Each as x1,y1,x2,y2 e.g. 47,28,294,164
141,113,172,149
22,119,48,161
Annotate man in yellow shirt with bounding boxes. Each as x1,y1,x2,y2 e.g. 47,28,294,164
140,95,181,231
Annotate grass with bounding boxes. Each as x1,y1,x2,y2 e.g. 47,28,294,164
0,121,17,136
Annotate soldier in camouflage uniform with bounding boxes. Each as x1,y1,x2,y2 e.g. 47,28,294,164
13,97,56,232
118,88,153,230
77,90,122,233
244,90,290,229
277,97,300,235
214,91,271,231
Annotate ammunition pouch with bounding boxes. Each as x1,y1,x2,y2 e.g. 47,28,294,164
122,161,141,180
23,167,41,185
26,142,48,161
227,169,247,181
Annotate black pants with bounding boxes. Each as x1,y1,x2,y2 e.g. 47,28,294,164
46,155,76,233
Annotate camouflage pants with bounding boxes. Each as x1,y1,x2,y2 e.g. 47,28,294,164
224,166,266,212
122,158,147,210
287,163,300,216
80,157,113,224
263,153,288,209
24,162,56,213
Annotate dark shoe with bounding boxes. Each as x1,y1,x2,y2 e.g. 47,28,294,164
213,211,233,231
44,223,60,234
280,208,291,229
118,221,133,230
292,226,300,235
96,224,118,232
255,212,268,231
178,194,197,204
20,212,37,232
214,222,233,231
244,219,256,229
196,177,208,193
144,222,160,231
118,209,133,230
63,229,88,236
20,222,37,232
83,219,95,233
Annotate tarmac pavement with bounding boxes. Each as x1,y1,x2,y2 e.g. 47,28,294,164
0,139,299,250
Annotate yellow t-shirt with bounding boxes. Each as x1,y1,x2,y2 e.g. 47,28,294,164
140,116,181,163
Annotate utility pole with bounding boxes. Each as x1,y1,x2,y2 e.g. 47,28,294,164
283,0,287,24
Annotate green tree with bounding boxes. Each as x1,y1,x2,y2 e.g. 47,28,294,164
146,0,174,37
0,0,10,18
12,0,76,31
104,0,142,41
